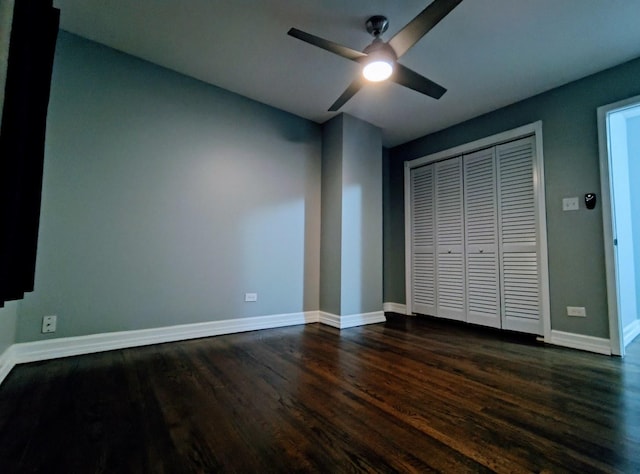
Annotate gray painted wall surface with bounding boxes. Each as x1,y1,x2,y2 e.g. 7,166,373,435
0,0,16,354
320,116,343,315
627,115,640,324
388,56,640,339
341,114,382,315
17,32,322,342
320,114,383,315
0,0,13,125
382,147,405,304
0,302,17,354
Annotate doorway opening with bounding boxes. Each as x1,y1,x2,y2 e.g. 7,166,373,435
598,96,640,357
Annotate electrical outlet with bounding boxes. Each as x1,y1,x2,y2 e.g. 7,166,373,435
245,293,258,302
562,197,579,211
42,315,57,333
567,306,586,317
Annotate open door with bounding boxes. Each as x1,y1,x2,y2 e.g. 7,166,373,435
598,96,640,357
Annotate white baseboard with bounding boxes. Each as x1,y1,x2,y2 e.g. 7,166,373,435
0,308,391,387
549,330,611,355
9,311,320,366
318,311,386,329
318,311,340,328
623,319,640,347
0,346,17,386
383,302,407,314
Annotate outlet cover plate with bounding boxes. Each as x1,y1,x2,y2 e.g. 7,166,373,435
567,306,586,317
562,197,579,211
245,293,258,302
42,315,57,333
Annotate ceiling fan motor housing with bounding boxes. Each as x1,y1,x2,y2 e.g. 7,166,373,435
366,15,389,37
287,0,461,111
363,37,397,60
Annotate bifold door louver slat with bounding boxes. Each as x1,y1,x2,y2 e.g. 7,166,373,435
408,132,544,336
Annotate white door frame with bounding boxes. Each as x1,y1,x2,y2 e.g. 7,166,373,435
597,94,640,357
404,121,551,340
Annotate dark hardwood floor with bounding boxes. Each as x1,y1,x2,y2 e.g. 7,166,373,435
0,314,638,473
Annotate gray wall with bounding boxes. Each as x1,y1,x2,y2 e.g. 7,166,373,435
320,114,383,316
16,32,322,342
387,56,640,339
0,302,17,355
0,0,16,355
320,116,343,315
341,114,382,315
382,146,405,304
0,0,13,126
627,115,640,324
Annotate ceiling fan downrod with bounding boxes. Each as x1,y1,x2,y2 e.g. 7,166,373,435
365,15,389,37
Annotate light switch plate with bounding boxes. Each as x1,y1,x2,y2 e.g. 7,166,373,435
562,197,579,211
245,293,257,302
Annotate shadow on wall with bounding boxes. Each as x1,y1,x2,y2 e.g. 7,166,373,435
15,32,322,342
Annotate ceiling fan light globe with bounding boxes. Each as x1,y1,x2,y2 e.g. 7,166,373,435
363,60,393,82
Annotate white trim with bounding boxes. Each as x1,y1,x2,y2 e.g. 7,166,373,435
9,312,320,365
0,309,391,386
598,100,623,355
548,330,611,356
318,311,386,329
623,319,640,347
0,345,17,385
404,121,550,338
404,162,413,315
383,302,408,314
318,311,341,328
533,123,552,342
597,94,640,357
405,123,542,169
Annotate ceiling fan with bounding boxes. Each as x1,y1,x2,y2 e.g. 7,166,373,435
288,0,464,112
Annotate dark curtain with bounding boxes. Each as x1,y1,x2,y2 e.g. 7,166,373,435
0,0,60,307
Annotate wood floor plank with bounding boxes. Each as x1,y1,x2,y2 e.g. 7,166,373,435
0,314,638,473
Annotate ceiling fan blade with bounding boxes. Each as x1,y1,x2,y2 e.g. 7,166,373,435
388,0,463,58
288,28,366,61
393,64,446,100
328,78,364,112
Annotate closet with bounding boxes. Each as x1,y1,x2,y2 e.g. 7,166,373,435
407,133,546,335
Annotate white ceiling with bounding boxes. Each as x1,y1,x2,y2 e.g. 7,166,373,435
53,0,640,147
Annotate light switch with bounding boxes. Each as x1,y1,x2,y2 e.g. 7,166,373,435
562,197,579,211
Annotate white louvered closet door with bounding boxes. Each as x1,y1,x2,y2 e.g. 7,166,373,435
435,157,465,321
411,165,436,316
464,148,501,328
497,136,542,334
